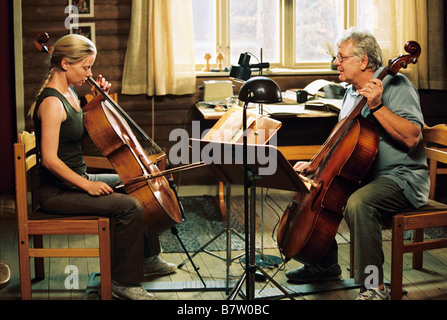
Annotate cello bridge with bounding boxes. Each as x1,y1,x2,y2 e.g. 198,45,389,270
298,174,318,188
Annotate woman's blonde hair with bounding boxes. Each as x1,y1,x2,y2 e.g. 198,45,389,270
29,34,97,117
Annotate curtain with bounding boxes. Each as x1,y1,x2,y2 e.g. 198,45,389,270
122,0,196,96
371,0,447,89
427,0,447,90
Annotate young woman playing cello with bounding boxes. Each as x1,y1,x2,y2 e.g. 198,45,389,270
30,34,176,300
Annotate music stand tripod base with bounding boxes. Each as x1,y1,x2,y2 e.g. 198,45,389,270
241,254,283,269
193,140,309,300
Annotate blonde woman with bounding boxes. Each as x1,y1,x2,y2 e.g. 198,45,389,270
31,34,175,300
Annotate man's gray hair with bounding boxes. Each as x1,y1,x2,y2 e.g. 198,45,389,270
337,29,383,71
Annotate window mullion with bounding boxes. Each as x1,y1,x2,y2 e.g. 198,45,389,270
345,0,357,29
281,0,294,68
216,0,230,67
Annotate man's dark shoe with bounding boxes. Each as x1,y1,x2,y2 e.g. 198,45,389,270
285,263,342,283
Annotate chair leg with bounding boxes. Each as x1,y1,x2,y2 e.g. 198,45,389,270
18,237,32,300
391,216,404,300
33,235,45,280
412,228,424,269
98,219,112,300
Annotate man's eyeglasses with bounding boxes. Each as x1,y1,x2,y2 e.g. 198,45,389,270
335,54,356,63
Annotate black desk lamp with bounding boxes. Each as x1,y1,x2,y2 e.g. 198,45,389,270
230,52,270,81
234,76,283,299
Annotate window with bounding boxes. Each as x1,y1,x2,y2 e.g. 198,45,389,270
192,0,216,64
192,0,373,72
294,0,343,64
229,0,280,65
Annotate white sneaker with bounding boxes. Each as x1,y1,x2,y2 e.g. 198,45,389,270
355,285,390,300
144,255,177,277
112,281,155,300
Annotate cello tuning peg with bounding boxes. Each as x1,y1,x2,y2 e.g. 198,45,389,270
401,61,408,69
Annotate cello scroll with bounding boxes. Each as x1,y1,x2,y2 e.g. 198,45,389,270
34,32,53,54
387,41,421,75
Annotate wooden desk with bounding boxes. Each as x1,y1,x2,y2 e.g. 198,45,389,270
195,99,338,121
195,102,227,120
195,101,338,160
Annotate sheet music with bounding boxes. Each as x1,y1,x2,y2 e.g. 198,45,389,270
204,109,256,142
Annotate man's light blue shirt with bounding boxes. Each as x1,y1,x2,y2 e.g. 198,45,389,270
340,67,429,208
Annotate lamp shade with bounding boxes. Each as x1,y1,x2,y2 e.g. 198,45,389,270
238,76,283,104
229,53,252,81
229,65,252,81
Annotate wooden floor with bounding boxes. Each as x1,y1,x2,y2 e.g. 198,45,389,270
1,191,447,301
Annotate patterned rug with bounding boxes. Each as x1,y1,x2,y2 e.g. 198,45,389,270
159,196,246,253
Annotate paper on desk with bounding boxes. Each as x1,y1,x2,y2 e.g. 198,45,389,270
303,79,332,95
262,104,310,116
282,91,298,101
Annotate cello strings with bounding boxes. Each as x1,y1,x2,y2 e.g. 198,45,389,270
89,76,165,156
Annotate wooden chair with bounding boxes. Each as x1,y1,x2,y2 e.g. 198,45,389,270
349,124,447,300
14,131,112,300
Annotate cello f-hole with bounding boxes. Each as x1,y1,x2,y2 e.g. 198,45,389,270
311,182,324,211
139,154,153,172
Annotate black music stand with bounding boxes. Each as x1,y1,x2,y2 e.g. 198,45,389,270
192,139,309,300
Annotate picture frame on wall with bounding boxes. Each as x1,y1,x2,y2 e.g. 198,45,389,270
70,22,96,45
69,0,94,18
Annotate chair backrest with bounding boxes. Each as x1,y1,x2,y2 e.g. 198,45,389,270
14,131,40,224
423,124,447,199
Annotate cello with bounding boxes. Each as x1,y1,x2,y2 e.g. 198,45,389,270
277,41,422,264
34,32,183,234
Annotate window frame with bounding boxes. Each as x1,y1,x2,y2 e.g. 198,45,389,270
195,0,359,73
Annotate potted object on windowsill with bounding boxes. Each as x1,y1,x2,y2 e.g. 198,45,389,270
330,56,337,70
325,40,337,70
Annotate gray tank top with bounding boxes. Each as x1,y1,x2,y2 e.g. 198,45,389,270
33,86,86,186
